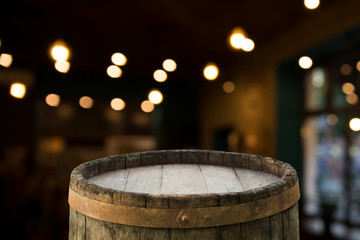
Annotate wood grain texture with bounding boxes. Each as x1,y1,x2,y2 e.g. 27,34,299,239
69,150,299,240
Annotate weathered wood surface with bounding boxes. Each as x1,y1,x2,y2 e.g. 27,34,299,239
69,149,300,240
88,164,279,194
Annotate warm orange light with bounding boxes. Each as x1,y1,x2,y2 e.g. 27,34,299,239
107,65,122,78
153,69,167,82
148,90,163,105
79,96,94,109
223,81,235,93
45,94,61,107
54,61,70,73
346,93,359,105
342,82,355,94
340,64,352,76
111,52,127,66
298,56,313,69
0,53,13,67
141,100,155,113
50,40,70,61
110,98,126,111
229,27,246,50
357,61,360,72
242,39,255,52
10,83,26,99
203,63,219,81
162,59,177,72
304,0,320,10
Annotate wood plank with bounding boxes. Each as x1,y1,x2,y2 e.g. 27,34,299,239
220,224,241,240
170,227,218,240
200,165,244,193
125,165,163,194
282,203,299,240
270,212,284,240
87,168,129,191
241,217,271,240
161,164,208,194
85,216,114,239
234,168,279,191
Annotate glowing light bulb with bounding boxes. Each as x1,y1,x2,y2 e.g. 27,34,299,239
299,56,313,69
230,33,246,49
153,69,167,82
350,118,360,131
162,59,177,72
54,61,70,73
148,90,163,105
107,65,122,78
45,94,60,107
79,96,94,109
242,39,255,52
141,100,155,113
50,41,70,61
0,53,13,67
203,63,219,81
111,52,127,66
10,83,26,99
110,98,126,111
304,0,320,10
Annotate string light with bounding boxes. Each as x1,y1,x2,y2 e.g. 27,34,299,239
153,69,167,82
298,56,313,69
79,96,94,109
162,59,177,72
45,94,61,107
111,52,127,66
54,61,70,73
141,100,155,113
350,118,360,131
10,83,26,99
107,65,122,78
0,53,13,67
50,40,70,61
304,0,320,10
148,90,163,104
110,98,126,111
203,63,219,81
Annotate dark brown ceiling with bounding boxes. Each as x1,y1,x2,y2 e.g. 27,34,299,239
1,0,337,87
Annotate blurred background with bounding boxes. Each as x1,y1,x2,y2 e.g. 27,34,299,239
1,0,360,239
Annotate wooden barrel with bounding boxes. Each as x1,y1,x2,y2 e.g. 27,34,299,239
68,149,300,240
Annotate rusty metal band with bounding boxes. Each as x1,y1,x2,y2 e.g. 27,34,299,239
68,181,300,228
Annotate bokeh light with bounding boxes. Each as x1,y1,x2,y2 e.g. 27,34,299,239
107,65,122,78
357,61,360,72
148,90,163,105
111,52,127,66
153,69,167,82
54,61,70,73
50,41,70,61
10,83,26,99
350,118,360,131
223,81,235,93
45,94,61,107
141,100,155,113
304,0,320,10
242,39,255,52
0,53,13,67
162,59,177,72
340,64,352,76
342,82,355,94
230,33,246,50
203,63,219,81
346,93,359,105
299,56,313,69
326,114,338,126
79,96,94,109
110,98,126,111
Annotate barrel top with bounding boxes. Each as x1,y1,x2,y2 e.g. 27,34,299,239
88,164,280,195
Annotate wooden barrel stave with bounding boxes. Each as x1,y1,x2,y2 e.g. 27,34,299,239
69,149,300,240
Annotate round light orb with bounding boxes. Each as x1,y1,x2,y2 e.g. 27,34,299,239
346,93,359,105
326,114,338,126
50,41,70,61
223,81,235,93
230,33,246,50
10,83,26,99
141,100,155,113
110,98,126,111
111,52,127,66
46,94,61,107
242,39,255,52
79,96,94,109
350,118,360,131
162,59,177,72
153,69,167,82
340,64,352,76
0,53,13,67
342,82,355,94
299,56,313,69
54,61,70,73
148,90,163,105
107,65,122,78
203,63,219,81
304,0,320,10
